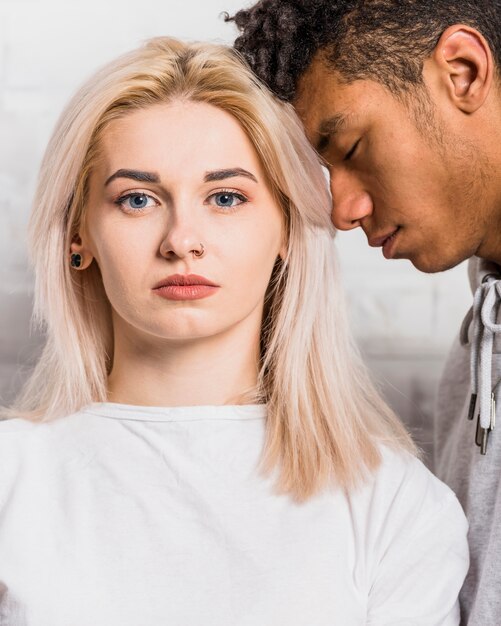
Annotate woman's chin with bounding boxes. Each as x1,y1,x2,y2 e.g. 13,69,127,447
134,321,233,344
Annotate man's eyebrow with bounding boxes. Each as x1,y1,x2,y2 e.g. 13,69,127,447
318,113,350,136
204,168,258,183
105,169,160,186
314,113,351,154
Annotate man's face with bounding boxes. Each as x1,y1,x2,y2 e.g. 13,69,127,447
294,54,495,273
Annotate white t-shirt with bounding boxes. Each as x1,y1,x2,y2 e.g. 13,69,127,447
0,403,468,625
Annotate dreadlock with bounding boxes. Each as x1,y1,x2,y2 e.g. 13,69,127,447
226,0,501,101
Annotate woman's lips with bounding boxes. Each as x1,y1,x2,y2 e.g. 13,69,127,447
154,285,219,300
152,274,219,301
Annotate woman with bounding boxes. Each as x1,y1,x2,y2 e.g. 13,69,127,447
0,37,467,624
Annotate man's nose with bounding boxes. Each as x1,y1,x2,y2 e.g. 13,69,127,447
329,171,373,231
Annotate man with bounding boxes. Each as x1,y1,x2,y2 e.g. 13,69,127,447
227,1,501,624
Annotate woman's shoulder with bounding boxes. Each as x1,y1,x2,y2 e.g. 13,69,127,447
0,417,47,500
0,412,74,439
0,416,42,434
0,409,92,469
374,445,463,503
0,410,101,502
0,416,42,450
375,445,452,492
361,445,468,540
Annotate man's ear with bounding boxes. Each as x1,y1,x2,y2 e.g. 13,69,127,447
428,25,493,113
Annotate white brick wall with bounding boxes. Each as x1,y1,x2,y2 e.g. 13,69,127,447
0,0,473,463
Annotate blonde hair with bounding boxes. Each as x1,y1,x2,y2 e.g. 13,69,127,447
4,37,417,500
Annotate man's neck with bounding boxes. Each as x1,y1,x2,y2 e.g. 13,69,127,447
477,202,501,267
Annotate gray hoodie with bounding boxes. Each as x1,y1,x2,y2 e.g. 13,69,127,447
435,257,501,625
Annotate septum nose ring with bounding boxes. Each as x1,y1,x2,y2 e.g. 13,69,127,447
192,243,205,258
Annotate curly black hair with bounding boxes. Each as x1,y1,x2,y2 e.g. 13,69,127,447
226,0,501,101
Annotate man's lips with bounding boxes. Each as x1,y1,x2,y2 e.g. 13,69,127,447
368,228,400,248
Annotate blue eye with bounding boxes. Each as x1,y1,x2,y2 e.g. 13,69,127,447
208,191,247,209
116,193,157,212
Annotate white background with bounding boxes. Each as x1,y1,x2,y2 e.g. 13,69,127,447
0,0,472,463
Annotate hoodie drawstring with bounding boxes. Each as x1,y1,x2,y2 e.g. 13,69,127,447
464,274,501,454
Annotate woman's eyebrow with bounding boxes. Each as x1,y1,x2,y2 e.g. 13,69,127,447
105,169,160,186
204,168,258,183
104,168,258,186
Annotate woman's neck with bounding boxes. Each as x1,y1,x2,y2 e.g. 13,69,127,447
106,313,262,407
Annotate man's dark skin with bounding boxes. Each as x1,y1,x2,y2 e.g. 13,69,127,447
293,26,501,273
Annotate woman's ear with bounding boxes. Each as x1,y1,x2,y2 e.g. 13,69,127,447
428,25,493,113
69,233,94,270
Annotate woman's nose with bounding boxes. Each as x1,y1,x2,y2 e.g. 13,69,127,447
159,216,205,260
329,171,373,231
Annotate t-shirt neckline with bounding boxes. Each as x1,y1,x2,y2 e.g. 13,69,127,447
83,402,267,423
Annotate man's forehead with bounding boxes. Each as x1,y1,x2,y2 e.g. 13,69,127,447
294,57,384,145
294,73,352,145
294,56,331,114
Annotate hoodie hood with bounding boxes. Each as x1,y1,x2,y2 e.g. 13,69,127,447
460,257,501,453
467,256,501,293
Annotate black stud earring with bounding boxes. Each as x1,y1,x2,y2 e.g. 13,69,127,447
70,253,83,268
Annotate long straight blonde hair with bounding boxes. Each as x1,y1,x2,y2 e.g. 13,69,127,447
4,37,416,501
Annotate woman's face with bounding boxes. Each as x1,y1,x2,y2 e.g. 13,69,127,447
77,100,285,344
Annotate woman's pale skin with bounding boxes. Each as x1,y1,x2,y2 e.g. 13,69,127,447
70,101,285,407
